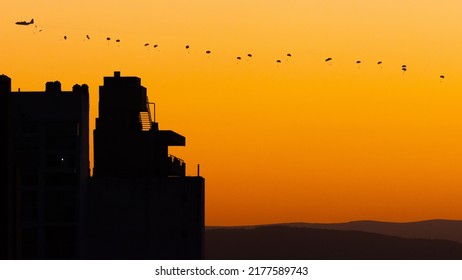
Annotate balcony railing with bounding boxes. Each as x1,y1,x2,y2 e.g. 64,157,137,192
168,154,185,176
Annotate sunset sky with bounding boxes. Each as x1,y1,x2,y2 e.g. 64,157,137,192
3,1,462,225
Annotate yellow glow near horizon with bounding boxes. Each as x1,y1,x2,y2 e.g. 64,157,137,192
3,1,462,225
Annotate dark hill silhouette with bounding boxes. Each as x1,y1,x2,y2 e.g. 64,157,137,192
208,220,462,244
206,225,462,259
284,220,462,244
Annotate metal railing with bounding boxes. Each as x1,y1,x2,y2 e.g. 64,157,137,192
139,96,156,131
168,154,185,176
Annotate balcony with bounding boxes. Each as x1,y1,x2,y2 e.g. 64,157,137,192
168,154,185,176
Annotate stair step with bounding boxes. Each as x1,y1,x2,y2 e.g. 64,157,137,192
139,112,152,131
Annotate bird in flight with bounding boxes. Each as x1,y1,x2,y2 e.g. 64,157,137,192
325,57,332,62
16,19,34,26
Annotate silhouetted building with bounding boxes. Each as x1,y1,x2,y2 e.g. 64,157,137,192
0,75,89,259
87,72,204,259
1,72,204,260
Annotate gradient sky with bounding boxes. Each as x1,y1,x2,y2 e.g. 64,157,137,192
3,1,462,225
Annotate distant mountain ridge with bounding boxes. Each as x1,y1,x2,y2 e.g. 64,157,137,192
206,223,462,259
207,219,462,244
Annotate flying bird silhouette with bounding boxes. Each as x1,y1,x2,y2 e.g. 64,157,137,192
144,43,149,47
206,50,211,54
377,61,382,65
440,75,445,79
287,53,292,57
356,60,361,64
116,39,120,43
247,54,252,58
237,56,242,60
325,57,332,62
153,44,158,48
64,35,67,40
276,60,281,63
86,35,90,40
106,37,111,41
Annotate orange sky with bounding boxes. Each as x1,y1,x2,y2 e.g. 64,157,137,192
3,1,462,225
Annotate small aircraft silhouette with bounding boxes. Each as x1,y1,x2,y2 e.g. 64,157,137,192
16,19,34,26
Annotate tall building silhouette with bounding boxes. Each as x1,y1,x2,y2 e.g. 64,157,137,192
1,75,89,259
1,72,205,259
87,71,205,259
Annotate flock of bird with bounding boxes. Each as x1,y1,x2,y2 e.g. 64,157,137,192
16,18,447,80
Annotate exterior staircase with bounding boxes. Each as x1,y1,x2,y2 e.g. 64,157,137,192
139,111,152,131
